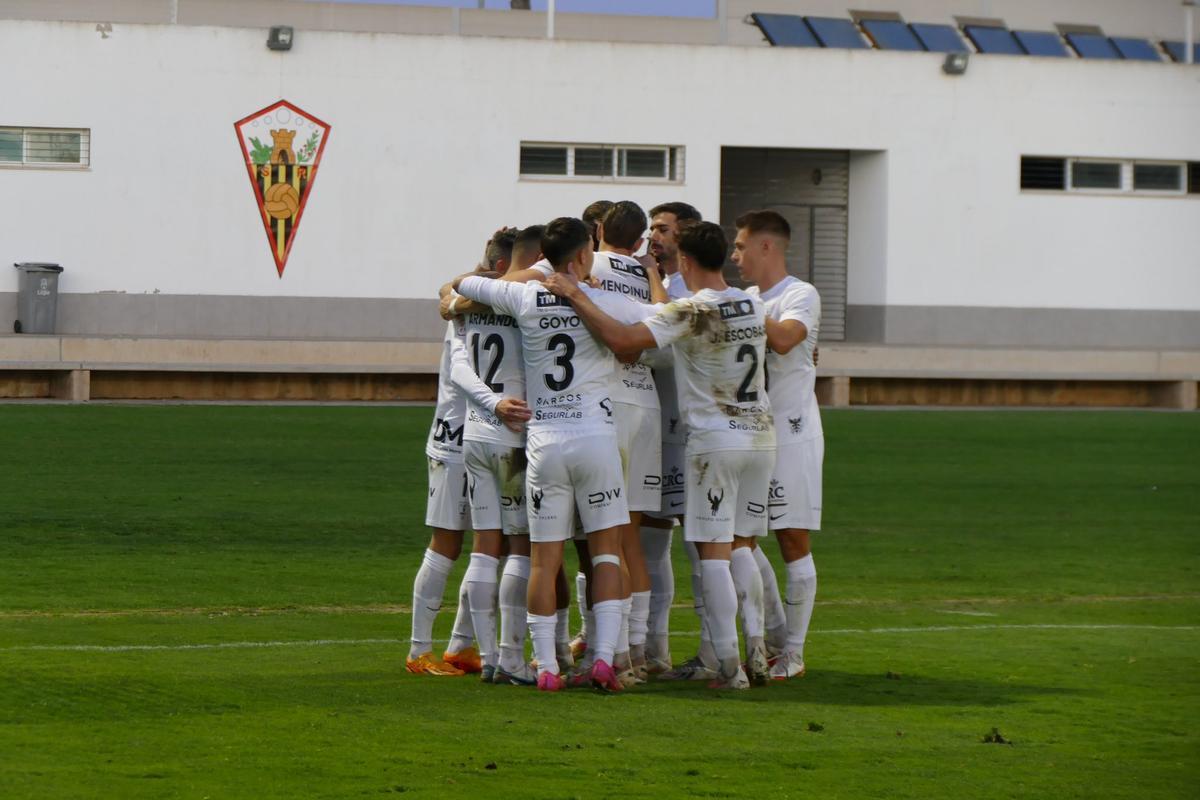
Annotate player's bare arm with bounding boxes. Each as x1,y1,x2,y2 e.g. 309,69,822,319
637,254,669,305
543,273,656,358
765,317,808,355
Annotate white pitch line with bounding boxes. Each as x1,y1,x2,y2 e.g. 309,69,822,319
0,624,1196,654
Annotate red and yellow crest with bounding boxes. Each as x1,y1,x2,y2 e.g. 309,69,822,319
234,100,331,277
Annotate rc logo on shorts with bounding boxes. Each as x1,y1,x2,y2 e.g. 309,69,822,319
768,479,787,521
707,488,725,513
234,100,331,278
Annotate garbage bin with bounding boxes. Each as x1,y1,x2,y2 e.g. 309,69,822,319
13,262,64,334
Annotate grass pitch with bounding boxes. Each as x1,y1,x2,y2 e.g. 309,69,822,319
0,405,1197,799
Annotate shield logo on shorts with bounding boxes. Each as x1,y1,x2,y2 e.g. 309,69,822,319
234,100,331,277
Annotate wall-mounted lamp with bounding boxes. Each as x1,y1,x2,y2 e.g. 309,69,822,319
267,26,294,51
942,51,969,75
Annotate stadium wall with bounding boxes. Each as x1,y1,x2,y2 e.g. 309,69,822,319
1,18,1198,349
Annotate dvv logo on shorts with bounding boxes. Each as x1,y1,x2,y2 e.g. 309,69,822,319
588,487,622,506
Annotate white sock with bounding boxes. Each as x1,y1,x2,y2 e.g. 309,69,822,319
575,571,589,639
785,555,818,657
556,608,570,653
592,599,623,665
528,613,559,675
498,555,530,672
629,590,651,648
700,560,740,663
640,526,674,640
685,540,707,644
410,548,453,658
447,575,474,654
754,545,788,647
730,547,765,642
465,553,499,667
616,595,632,658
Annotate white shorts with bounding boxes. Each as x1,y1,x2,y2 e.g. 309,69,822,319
684,448,775,543
615,402,662,513
464,440,529,536
768,438,824,532
645,442,686,523
526,430,629,543
425,457,470,531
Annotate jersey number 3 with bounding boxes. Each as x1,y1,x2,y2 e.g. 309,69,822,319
544,333,575,391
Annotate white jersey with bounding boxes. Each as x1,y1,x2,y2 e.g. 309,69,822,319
425,321,467,462
528,259,554,279
449,301,526,448
590,251,658,409
654,270,691,445
458,276,620,436
747,276,822,445
643,287,775,454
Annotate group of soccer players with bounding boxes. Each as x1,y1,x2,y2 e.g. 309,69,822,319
406,200,823,692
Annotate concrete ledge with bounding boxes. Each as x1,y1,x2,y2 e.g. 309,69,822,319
1,336,1197,407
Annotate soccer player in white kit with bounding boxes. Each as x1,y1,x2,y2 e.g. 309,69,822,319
544,221,776,690
640,202,707,677
408,232,521,677
580,200,668,683
733,210,823,680
453,217,632,692
447,228,543,684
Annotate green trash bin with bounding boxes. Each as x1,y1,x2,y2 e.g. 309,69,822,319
13,262,64,334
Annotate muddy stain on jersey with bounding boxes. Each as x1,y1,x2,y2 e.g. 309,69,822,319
693,456,711,486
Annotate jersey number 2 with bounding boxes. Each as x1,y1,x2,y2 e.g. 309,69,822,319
544,333,575,391
735,343,759,403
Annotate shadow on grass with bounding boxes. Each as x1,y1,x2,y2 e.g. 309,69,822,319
634,668,1086,707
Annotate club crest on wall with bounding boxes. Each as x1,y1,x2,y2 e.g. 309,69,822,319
234,100,331,277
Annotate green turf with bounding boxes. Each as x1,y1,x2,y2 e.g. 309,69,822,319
1,406,1197,799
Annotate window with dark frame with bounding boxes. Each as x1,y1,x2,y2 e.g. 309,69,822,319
1071,161,1122,190
0,127,90,167
519,142,683,183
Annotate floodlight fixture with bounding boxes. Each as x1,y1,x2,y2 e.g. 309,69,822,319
942,51,970,75
268,26,294,51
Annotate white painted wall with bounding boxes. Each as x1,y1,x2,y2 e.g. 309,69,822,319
1,20,1198,313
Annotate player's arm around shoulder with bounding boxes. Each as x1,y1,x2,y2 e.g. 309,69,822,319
542,272,657,358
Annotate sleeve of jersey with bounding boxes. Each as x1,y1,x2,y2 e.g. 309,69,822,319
458,276,521,317
780,284,820,331
641,301,691,348
448,323,501,414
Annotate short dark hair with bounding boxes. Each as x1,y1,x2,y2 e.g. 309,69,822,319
541,217,592,269
582,200,614,250
649,201,702,223
676,220,727,270
485,227,518,269
514,224,544,257
734,209,791,240
601,200,647,251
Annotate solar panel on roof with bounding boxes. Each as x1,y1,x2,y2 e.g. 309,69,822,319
805,16,870,49
1013,30,1068,58
1161,41,1199,62
861,19,925,51
964,25,1025,55
1110,37,1161,61
750,13,820,47
1066,32,1121,59
910,22,968,53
